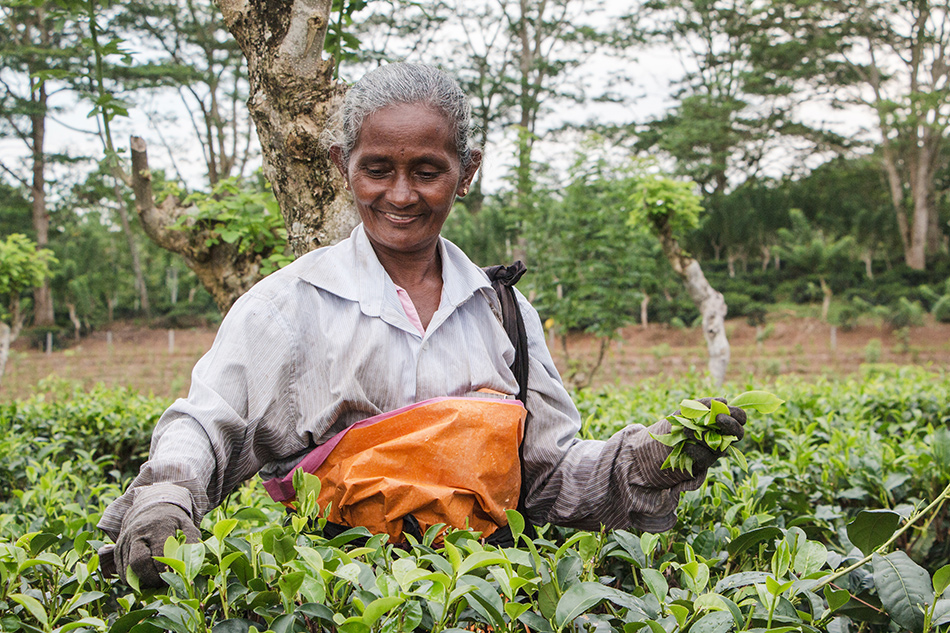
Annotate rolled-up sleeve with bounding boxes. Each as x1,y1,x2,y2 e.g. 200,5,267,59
98,292,303,540
516,293,705,533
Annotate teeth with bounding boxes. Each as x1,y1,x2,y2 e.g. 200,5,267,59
384,212,417,221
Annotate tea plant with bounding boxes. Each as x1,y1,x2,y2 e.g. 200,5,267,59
1,368,948,632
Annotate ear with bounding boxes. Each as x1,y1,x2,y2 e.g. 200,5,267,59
329,145,348,181
457,148,482,196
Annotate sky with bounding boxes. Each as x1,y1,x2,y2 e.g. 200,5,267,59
0,0,879,203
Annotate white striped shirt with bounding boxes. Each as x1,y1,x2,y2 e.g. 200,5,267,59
98,224,705,539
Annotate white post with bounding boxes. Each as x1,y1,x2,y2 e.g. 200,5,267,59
46,331,53,355
168,329,175,354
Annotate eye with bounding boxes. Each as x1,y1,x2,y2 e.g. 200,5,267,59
359,163,391,178
415,166,443,180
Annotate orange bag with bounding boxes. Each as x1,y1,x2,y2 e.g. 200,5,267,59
263,397,526,542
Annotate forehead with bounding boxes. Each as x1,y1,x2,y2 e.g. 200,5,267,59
352,103,457,160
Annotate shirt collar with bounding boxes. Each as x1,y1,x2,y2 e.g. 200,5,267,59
295,223,493,318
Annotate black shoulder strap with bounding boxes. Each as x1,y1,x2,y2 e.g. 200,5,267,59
483,261,535,526
482,261,529,405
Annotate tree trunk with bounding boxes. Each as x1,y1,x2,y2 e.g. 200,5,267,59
67,303,81,339
656,231,730,387
214,0,357,258
906,175,929,270
111,180,151,315
0,294,26,389
682,260,730,388
0,322,10,389
131,137,274,313
819,277,832,322
31,82,54,326
861,249,874,280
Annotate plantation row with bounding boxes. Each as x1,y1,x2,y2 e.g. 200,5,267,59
1,368,948,632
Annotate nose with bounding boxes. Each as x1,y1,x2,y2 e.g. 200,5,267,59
387,171,418,208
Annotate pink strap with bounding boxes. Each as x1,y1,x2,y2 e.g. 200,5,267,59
395,285,425,335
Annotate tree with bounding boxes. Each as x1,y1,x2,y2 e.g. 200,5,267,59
629,174,730,386
630,0,830,197
441,0,519,213
0,0,83,326
214,0,355,258
785,156,900,278
524,151,644,388
796,0,950,270
777,208,855,321
131,147,293,313
495,0,608,239
112,0,257,185
0,234,56,386
126,0,359,313
696,180,791,275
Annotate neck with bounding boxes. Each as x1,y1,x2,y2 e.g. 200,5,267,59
372,240,443,289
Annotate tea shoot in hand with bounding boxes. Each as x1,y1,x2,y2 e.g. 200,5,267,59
651,391,784,474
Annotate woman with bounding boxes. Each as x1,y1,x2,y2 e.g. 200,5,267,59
100,63,745,587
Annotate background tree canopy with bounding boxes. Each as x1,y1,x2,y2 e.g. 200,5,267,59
0,0,949,385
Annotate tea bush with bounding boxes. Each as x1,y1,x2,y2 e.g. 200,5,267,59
2,369,949,632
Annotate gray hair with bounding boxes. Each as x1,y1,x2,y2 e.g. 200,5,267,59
328,63,476,170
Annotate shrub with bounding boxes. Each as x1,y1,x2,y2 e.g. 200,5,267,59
933,294,950,323
885,297,926,329
3,373,950,633
834,296,873,331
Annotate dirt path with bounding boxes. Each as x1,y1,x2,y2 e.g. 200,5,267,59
2,317,948,401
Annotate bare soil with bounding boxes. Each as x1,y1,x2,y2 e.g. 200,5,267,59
2,316,949,402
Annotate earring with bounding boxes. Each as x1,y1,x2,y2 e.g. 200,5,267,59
343,181,351,191
459,187,469,197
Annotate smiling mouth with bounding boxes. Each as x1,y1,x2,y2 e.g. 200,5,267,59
381,211,421,223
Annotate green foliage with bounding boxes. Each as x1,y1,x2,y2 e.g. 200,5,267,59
441,200,517,267
326,0,369,78
629,174,705,238
0,234,56,300
2,370,950,632
178,176,292,276
777,209,854,279
523,154,646,339
933,294,950,323
885,297,926,329
652,392,783,474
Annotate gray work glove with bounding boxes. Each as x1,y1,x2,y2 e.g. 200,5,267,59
115,502,200,588
645,396,747,483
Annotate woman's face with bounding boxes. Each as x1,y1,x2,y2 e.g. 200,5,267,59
332,103,480,259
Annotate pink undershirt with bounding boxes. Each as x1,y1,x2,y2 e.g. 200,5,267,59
394,285,426,335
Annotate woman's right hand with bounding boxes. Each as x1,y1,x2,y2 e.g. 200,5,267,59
115,502,200,588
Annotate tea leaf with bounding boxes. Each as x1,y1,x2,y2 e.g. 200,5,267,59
10,593,48,627
730,391,785,414
554,582,613,628
679,399,711,419
934,564,950,597
823,586,850,613
361,596,404,627
872,551,932,633
847,510,901,556
690,610,733,633
640,567,668,601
